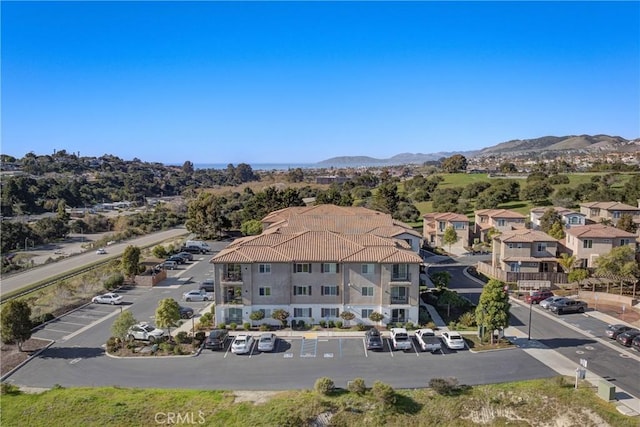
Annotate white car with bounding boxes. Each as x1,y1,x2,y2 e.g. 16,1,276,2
127,323,166,343
96,248,107,255
540,296,567,310
231,334,255,354
91,292,123,305
441,331,465,350
182,290,211,302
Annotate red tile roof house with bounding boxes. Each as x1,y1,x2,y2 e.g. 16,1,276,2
564,223,637,269
529,206,586,229
579,201,640,226
422,212,470,254
491,228,560,274
210,205,424,328
474,209,527,243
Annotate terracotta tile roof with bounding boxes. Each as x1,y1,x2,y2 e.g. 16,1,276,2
565,224,637,239
580,201,640,211
502,256,559,263
423,212,469,222
475,209,526,219
530,206,583,216
212,206,423,264
498,229,558,243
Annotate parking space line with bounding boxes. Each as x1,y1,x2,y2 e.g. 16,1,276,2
412,340,420,357
386,338,394,357
39,328,72,334
223,338,233,358
339,338,343,358
362,338,368,357
52,320,85,326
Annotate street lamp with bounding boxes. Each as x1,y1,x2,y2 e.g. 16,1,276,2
527,298,533,341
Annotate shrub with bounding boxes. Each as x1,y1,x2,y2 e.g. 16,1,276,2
319,320,327,328
106,336,120,353
259,324,270,331
371,381,396,405
31,312,54,327
419,307,430,325
458,311,476,328
229,322,237,331
159,342,174,353
328,320,335,328
290,319,297,329
405,321,414,330
298,320,306,329
348,378,366,394
243,322,251,331
369,312,384,323
429,377,460,395
426,321,437,330
173,345,184,355
175,331,190,344
103,273,124,291
335,320,343,329
198,313,213,330
314,377,335,395
448,321,458,330
217,322,226,330
0,383,21,395
356,323,366,331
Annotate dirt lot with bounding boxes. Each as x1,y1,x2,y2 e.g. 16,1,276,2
1,338,52,378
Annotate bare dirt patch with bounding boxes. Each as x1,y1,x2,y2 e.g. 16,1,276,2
1,338,52,377
233,390,280,405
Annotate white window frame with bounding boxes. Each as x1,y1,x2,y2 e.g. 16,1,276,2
258,264,271,274
322,263,339,273
321,285,338,296
621,238,631,246
361,309,373,319
258,287,271,296
536,243,547,252
583,239,593,249
294,308,312,318
361,264,375,274
294,263,312,273
293,285,311,296
321,308,340,318
362,286,374,296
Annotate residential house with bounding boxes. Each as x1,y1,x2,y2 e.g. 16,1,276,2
210,205,424,327
422,212,470,252
564,224,637,268
529,206,586,229
474,209,526,243
491,229,560,273
579,202,640,226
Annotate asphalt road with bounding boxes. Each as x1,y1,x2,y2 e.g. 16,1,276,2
0,227,189,296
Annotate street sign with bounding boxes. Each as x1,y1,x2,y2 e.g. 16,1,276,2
580,358,588,368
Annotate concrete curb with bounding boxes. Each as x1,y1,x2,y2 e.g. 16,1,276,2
1,338,55,382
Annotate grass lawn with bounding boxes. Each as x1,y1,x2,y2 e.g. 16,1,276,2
1,377,636,427
463,334,516,351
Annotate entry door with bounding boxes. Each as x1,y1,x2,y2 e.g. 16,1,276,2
391,309,406,323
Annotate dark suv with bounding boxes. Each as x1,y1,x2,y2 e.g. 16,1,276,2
205,329,229,350
549,299,587,314
525,290,554,304
365,328,384,351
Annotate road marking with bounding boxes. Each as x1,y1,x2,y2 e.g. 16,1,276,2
386,338,394,357
620,353,631,359
576,350,584,354
585,346,595,351
362,339,368,357
69,358,82,365
284,353,293,358
324,353,334,358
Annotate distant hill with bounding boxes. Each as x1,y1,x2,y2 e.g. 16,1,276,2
315,134,639,166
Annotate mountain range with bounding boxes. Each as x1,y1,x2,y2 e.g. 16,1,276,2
315,134,639,167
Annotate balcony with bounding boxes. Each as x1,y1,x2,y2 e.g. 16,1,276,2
390,296,408,304
391,273,411,282
223,287,243,304
221,272,243,283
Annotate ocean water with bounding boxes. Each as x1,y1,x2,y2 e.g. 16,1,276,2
193,163,318,171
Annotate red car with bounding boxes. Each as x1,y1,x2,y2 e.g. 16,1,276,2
525,290,554,304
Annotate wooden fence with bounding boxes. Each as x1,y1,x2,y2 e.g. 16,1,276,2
476,262,568,285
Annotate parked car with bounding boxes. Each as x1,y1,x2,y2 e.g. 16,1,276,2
178,305,194,319
540,296,568,310
91,292,123,305
96,248,107,255
631,335,640,352
204,329,229,350
181,245,206,254
365,328,384,351
167,255,186,264
524,290,554,304
390,327,412,351
231,334,255,354
549,299,588,314
257,333,277,352
182,290,211,302
127,323,166,343
414,328,442,353
605,324,635,339
441,331,465,350
616,329,640,347
176,251,194,261
161,260,178,270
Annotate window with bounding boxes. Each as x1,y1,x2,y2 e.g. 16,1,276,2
361,309,373,319
583,240,593,249
508,243,523,249
613,211,621,219
321,263,339,273
454,222,466,230
258,308,272,318
294,308,312,317
293,285,311,296
362,286,374,296
569,216,580,224
321,285,339,296
590,208,600,216
294,263,312,273
496,219,506,227
392,264,408,279
361,264,375,274
321,308,340,318
258,287,271,296
536,243,547,252
621,239,631,246
438,221,446,232
259,264,271,274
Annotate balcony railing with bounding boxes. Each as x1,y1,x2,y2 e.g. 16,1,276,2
222,272,243,282
223,297,243,304
390,296,408,304
391,273,411,282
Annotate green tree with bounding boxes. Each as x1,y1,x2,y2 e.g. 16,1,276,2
185,192,230,239
249,310,265,326
0,300,32,351
372,182,399,214
442,225,459,253
441,155,468,173
568,268,590,293
339,311,355,327
520,181,553,204
111,310,137,342
616,213,638,234
271,309,290,328
475,279,511,344
121,245,141,281
240,219,263,236
595,246,640,298
539,208,563,234
287,168,304,183
557,253,576,273
369,311,384,325
438,288,467,318
152,245,168,258
548,222,565,240
430,271,451,288
155,298,181,336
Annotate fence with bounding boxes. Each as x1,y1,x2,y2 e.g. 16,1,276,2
476,262,568,285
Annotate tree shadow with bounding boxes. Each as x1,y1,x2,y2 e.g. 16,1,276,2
535,337,598,349
39,346,104,360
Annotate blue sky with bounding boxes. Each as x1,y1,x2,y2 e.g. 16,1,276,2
2,1,639,164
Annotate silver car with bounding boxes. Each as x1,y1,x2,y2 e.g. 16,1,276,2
257,333,276,352
182,290,211,302
540,296,567,310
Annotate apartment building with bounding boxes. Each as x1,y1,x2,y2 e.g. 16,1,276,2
579,201,640,226
491,229,560,273
474,209,526,242
210,205,423,327
422,212,470,252
564,224,637,268
529,206,586,229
